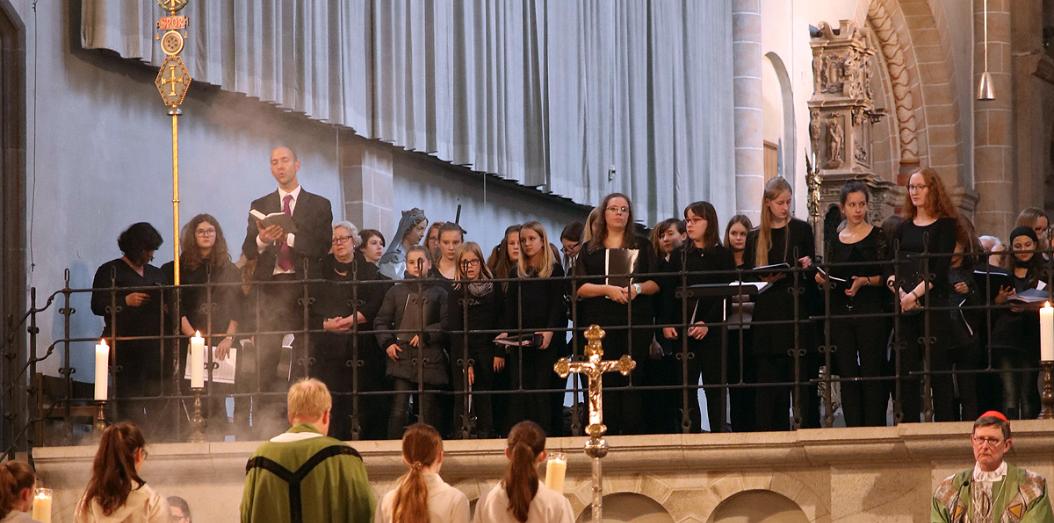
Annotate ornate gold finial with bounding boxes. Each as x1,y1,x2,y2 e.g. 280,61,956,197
584,324,606,358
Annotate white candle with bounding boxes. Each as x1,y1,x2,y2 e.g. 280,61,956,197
544,453,567,493
94,340,109,401
190,331,205,389
32,488,52,523
1042,302,1054,362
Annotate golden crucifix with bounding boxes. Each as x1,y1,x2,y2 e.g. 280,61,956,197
553,324,635,523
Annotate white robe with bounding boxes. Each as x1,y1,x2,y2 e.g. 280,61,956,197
375,472,470,523
472,482,574,523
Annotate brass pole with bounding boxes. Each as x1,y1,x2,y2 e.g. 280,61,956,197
170,109,181,285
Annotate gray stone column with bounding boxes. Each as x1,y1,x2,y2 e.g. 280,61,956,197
973,0,1014,236
339,133,395,236
733,0,763,223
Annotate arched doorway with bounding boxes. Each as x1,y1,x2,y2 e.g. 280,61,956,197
575,493,674,523
762,52,796,191
0,0,27,452
707,489,809,523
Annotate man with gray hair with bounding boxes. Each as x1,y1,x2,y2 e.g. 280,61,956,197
241,378,375,523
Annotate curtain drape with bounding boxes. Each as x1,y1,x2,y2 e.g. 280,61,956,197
81,0,735,224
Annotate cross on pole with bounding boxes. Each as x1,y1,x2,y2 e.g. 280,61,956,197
162,64,185,96
553,324,636,523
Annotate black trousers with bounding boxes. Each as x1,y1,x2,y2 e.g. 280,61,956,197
896,308,955,422
829,309,889,427
727,329,755,432
596,326,650,435
450,346,497,438
113,340,164,437
505,346,554,434
388,377,438,439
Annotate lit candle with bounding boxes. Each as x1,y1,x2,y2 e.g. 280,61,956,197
94,340,108,401
190,331,205,389
544,453,567,493
1042,302,1054,362
32,487,52,523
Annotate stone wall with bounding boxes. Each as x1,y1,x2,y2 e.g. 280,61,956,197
32,420,1054,522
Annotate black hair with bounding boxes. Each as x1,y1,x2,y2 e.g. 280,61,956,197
116,222,163,261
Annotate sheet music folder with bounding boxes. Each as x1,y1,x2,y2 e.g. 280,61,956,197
676,281,769,299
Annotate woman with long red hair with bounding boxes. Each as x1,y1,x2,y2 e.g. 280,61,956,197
75,422,167,522
375,423,469,523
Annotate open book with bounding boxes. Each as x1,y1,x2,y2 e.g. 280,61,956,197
1009,288,1050,305
816,267,848,285
728,281,770,295
249,209,298,234
494,333,543,348
183,345,238,384
752,262,790,275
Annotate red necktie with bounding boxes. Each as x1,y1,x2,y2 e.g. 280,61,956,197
277,194,294,271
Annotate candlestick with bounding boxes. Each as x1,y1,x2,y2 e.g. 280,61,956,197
545,452,567,493
32,487,52,523
1042,302,1054,362
94,339,109,401
190,331,205,389
1040,362,1054,420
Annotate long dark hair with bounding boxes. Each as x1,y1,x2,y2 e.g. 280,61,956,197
392,423,442,523
503,421,546,522
487,225,520,290
684,201,721,249
180,214,230,272
80,422,147,516
0,461,35,518
588,193,636,252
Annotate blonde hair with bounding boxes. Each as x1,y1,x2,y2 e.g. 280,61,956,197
755,177,793,267
517,222,555,278
287,378,332,420
454,242,493,282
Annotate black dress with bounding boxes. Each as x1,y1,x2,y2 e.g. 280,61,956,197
91,258,165,432
504,262,567,434
989,267,1045,418
309,253,391,440
823,226,889,427
663,244,736,433
574,238,659,435
890,217,957,422
743,218,816,431
446,280,505,437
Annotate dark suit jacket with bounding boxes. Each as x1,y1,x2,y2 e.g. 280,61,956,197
241,188,333,281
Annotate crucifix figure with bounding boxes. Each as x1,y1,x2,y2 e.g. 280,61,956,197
553,324,636,523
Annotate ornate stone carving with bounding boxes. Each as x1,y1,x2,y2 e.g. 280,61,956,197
826,115,844,169
867,0,919,164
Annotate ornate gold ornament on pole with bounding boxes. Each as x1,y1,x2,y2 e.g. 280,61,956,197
153,0,191,286
554,325,636,523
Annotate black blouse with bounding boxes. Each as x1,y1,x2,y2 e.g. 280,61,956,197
743,218,815,287
891,217,957,299
826,226,889,310
310,253,390,331
161,258,242,338
662,244,736,326
573,236,659,326
504,262,567,332
91,258,165,338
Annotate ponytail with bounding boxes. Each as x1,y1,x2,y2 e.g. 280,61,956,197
0,461,36,517
503,421,546,522
392,423,442,523
80,422,146,516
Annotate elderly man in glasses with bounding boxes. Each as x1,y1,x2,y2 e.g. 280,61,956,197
931,411,1053,522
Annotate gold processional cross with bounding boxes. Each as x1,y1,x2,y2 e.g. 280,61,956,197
553,324,636,523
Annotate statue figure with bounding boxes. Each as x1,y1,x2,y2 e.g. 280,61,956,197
826,116,844,169
378,208,428,280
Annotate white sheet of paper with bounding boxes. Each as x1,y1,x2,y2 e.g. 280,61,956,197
183,345,237,384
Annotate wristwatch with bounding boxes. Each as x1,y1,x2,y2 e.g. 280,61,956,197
633,283,642,295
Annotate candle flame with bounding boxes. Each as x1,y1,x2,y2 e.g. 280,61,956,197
1046,302,1052,308
194,330,202,337
99,338,107,347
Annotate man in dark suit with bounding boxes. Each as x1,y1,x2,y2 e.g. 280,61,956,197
240,145,333,435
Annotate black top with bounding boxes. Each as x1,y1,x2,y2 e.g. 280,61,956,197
743,218,815,287
573,236,659,327
446,281,506,362
891,217,957,300
504,262,567,333
91,258,165,338
825,226,889,311
310,253,391,332
662,244,736,326
161,258,242,340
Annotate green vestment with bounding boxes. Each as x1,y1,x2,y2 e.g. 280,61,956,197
931,462,1054,522
240,423,376,523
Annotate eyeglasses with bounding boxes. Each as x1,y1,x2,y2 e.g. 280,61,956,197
971,436,1004,447
195,229,216,237
332,236,354,245
907,184,929,192
606,206,629,215
460,259,481,268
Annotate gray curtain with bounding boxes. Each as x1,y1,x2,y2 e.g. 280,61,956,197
82,0,735,225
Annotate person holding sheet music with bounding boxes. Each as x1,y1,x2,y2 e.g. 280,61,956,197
743,177,817,431
661,202,736,433
309,221,391,440
161,214,241,435
502,222,567,435
574,194,661,435
375,246,449,438
445,242,505,438
990,226,1048,419
944,216,983,421
723,215,756,432
813,182,889,427
885,167,958,422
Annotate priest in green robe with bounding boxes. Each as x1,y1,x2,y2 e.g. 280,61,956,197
932,411,1053,522
241,378,376,523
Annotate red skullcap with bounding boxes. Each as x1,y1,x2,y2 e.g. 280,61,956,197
978,410,1009,423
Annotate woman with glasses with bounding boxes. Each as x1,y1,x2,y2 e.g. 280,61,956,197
310,221,391,440
161,214,240,437
502,222,567,434
885,167,959,422
446,242,505,438
744,177,817,431
814,181,889,427
573,194,661,435
75,422,167,522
